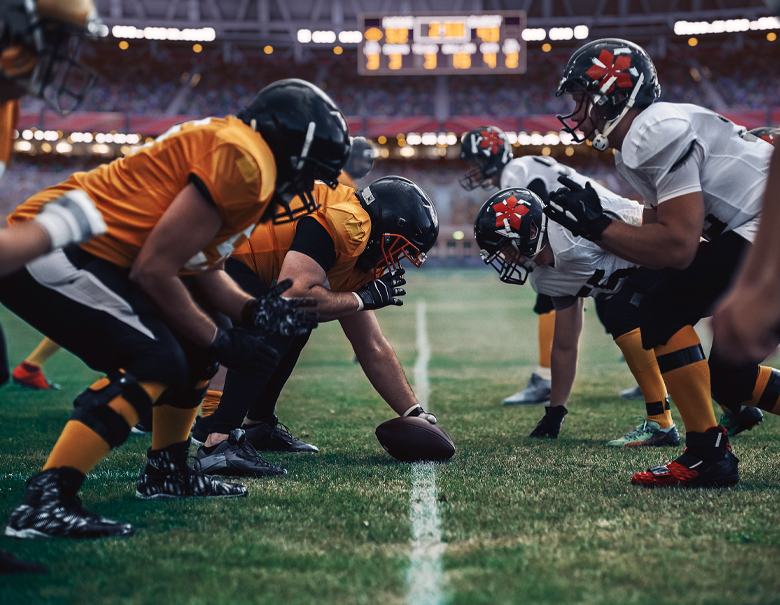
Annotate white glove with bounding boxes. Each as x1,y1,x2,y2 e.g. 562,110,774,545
34,190,107,250
403,404,437,425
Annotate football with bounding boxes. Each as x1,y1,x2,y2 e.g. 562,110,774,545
375,416,455,462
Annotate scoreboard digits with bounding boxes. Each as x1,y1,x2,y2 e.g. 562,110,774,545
358,11,526,76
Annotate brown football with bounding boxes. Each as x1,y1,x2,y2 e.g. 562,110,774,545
375,416,455,462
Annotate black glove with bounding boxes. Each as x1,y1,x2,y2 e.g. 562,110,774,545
356,268,406,310
404,404,437,425
545,175,612,241
209,327,278,376
242,278,319,337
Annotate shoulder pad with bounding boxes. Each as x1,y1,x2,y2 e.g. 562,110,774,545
532,156,557,167
621,103,696,182
500,159,530,189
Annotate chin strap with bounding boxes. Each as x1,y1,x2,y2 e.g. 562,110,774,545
592,72,645,152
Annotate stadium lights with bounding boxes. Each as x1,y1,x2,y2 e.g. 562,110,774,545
399,131,571,149
111,25,216,42
521,26,588,42
298,29,363,44
674,16,780,36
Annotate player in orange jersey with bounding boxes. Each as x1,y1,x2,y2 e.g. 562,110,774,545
0,79,350,540
189,176,439,477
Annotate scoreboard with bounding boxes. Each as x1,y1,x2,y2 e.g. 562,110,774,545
358,11,527,76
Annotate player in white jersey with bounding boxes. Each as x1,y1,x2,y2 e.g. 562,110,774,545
549,37,774,488
475,185,680,445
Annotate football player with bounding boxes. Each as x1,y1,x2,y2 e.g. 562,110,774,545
0,0,105,573
712,128,780,363
475,178,681,445
189,176,440,476
0,78,350,539
548,38,773,487
338,136,377,190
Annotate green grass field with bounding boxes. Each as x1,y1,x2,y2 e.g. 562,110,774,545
1,268,779,605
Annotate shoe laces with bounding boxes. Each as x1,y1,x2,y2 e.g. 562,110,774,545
233,437,276,467
623,416,652,439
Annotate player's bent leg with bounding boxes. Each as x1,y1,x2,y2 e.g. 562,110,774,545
709,347,771,436
12,338,61,390
631,426,738,488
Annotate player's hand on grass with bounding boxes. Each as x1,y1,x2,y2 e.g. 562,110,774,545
545,176,612,241
209,327,278,376
242,278,319,337
34,190,107,250
356,268,406,310
404,404,437,425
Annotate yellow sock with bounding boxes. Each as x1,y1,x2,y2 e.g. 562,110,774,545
614,328,673,428
538,310,555,371
654,326,716,433
43,378,166,474
25,337,62,367
200,390,223,418
745,366,780,415
152,405,199,450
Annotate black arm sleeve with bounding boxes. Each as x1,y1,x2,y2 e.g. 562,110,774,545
289,217,337,274
527,178,550,204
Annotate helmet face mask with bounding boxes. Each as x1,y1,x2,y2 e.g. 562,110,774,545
239,79,350,224
356,176,439,275
556,39,661,151
0,0,100,113
474,188,548,285
458,127,512,191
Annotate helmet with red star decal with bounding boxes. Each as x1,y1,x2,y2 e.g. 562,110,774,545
458,126,513,191
474,187,548,285
749,127,780,146
556,38,661,152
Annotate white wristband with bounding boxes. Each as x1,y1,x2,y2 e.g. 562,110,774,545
402,404,421,417
353,291,364,311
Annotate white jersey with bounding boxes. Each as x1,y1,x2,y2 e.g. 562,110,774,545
504,157,643,301
616,102,772,243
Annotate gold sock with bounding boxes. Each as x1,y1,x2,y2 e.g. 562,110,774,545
538,310,555,371
43,378,166,474
745,366,780,415
25,337,62,367
654,326,716,433
615,328,673,428
200,390,223,419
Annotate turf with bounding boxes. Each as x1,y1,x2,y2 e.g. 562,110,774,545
1,267,779,604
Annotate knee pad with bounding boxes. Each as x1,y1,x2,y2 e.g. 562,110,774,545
708,352,758,413
72,371,153,447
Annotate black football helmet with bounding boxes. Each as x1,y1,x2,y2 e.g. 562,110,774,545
356,176,439,274
458,126,513,191
237,79,350,224
474,188,548,285
556,38,661,152
748,126,779,146
344,136,377,180
0,0,101,113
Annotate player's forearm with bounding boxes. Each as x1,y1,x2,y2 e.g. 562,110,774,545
132,272,217,347
598,220,696,270
289,284,360,321
350,332,417,415
0,222,52,277
190,267,253,324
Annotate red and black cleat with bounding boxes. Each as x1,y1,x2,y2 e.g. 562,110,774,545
11,362,59,390
631,426,739,488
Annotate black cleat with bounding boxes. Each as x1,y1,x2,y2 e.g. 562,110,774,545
5,467,134,540
195,429,287,478
720,406,763,437
136,439,248,499
243,419,319,453
0,550,49,575
529,406,568,439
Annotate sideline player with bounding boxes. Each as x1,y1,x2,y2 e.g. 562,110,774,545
190,176,440,476
548,38,772,487
475,178,680,445
459,127,555,406
0,0,107,572
0,79,350,539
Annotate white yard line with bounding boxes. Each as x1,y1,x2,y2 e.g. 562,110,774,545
406,300,446,605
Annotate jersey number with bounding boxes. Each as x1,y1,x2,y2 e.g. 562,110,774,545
576,267,636,298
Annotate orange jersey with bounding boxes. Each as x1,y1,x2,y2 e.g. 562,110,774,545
232,182,378,292
8,116,276,273
0,99,19,180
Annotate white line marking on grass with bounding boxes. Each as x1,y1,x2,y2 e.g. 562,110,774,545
407,300,446,605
